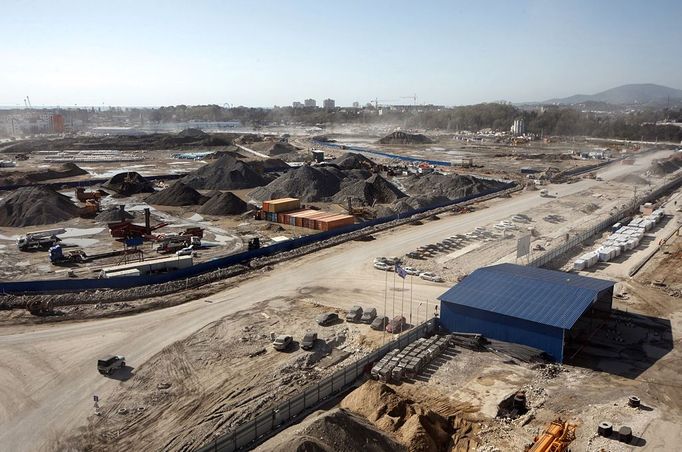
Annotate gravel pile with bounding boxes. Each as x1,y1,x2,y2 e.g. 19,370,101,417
401,173,504,200
0,186,81,226
198,191,248,215
145,182,207,206
249,165,343,202
375,194,452,217
181,155,268,190
333,174,406,205
0,162,88,186
378,131,434,144
332,152,377,170
612,174,650,185
95,207,135,222
649,153,682,175
102,172,155,197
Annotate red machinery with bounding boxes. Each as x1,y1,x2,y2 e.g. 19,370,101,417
108,208,168,240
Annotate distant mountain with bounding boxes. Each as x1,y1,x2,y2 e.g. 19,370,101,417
543,83,682,106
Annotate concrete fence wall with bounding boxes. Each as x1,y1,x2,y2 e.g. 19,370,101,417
199,319,437,452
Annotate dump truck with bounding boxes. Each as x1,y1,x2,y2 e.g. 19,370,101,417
17,228,66,251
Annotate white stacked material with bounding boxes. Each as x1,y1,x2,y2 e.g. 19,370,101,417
573,259,586,271
597,247,611,262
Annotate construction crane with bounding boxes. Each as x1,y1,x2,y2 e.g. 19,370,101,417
400,94,417,105
25,96,32,109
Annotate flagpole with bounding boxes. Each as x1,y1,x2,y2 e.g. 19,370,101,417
400,276,405,320
409,275,413,325
383,268,388,344
392,268,396,319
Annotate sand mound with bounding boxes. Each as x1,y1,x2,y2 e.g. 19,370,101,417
102,172,155,197
181,155,268,190
198,191,248,215
612,173,649,185
145,182,207,206
0,186,81,227
649,153,682,176
249,165,343,202
95,207,135,222
255,408,406,452
333,174,406,205
332,153,377,170
402,173,503,200
378,131,434,145
341,380,478,451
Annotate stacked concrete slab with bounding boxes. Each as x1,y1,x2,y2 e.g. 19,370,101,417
370,335,451,383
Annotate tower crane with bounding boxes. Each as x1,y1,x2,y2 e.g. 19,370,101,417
400,94,417,105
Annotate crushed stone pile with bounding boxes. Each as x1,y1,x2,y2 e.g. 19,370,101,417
612,173,649,185
378,131,434,145
249,165,343,202
0,186,81,227
375,194,452,217
649,153,682,175
249,158,291,173
401,173,504,200
249,139,301,156
145,182,207,206
95,207,135,222
341,380,478,451
102,172,155,197
255,408,406,452
333,174,406,205
181,155,268,190
198,191,248,215
331,152,377,170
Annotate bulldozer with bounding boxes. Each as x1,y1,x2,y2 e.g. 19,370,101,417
526,418,576,452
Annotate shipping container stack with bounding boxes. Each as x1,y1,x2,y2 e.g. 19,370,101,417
258,197,355,232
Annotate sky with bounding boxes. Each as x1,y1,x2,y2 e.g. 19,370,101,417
1,0,682,108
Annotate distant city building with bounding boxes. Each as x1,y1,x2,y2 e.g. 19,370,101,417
292,101,303,108
304,98,316,108
323,98,336,110
352,101,360,108
511,118,526,135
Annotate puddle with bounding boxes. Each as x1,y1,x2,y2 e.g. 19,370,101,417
63,238,100,248
62,227,105,237
0,234,18,241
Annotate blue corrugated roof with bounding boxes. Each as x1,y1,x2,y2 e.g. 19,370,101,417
438,263,614,329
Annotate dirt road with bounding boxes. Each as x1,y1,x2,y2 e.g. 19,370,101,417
0,150,673,451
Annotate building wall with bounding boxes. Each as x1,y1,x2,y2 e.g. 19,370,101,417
440,302,565,361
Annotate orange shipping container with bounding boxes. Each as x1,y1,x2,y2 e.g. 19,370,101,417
263,198,300,213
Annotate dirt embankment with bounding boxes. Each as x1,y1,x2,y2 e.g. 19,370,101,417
0,162,87,186
378,131,434,145
341,380,480,451
649,153,682,175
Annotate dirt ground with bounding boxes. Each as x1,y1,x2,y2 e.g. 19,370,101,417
59,297,393,451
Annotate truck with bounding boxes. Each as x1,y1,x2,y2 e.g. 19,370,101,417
97,355,126,375
17,228,66,251
539,189,549,197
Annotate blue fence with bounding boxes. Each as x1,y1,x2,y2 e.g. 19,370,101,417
314,140,452,166
0,182,515,294
0,173,187,192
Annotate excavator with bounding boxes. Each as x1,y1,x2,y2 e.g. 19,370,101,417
525,418,576,452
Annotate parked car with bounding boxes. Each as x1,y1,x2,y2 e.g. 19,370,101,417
301,331,317,350
273,334,293,351
403,266,420,276
373,261,390,271
346,305,363,322
405,251,421,259
316,312,339,326
176,246,194,256
374,257,387,264
385,256,401,265
360,307,377,323
386,315,407,333
97,355,126,375
370,315,389,331
419,272,444,282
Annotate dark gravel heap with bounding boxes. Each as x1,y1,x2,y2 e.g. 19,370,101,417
102,172,155,197
249,165,343,202
401,173,504,200
0,186,81,226
378,131,434,145
333,174,406,205
649,153,682,175
95,207,135,222
331,152,377,170
198,191,248,215
181,155,268,190
145,182,207,206
265,141,299,156
375,194,452,216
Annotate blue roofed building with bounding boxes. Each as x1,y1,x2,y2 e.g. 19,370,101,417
438,263,615,362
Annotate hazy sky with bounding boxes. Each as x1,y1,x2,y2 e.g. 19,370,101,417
1,0,681,107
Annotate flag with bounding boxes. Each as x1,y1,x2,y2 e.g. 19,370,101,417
395,264,407,279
